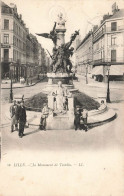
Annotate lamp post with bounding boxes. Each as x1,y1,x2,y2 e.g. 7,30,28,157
106,64,111,103
9,63,13,103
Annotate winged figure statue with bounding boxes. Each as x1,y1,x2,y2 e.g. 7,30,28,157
36,22,58,45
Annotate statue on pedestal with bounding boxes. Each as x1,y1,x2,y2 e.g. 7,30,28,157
36,12,79,74
56,12,66,29
55,81,65,112
51,30,79,73
36,22,58,46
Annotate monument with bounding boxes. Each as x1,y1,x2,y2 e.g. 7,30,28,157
25,12,115,131
36,13,79,129
37,12,79,90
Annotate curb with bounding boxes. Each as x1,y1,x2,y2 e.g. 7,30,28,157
28,111,116,128
76,75,124,90
5,107,116,129
1,78,46,90
88,112,117,128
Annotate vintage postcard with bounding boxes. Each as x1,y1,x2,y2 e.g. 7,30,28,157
0,0,124,195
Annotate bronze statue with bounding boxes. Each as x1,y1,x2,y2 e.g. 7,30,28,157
36,22,58,46
52,30,79,73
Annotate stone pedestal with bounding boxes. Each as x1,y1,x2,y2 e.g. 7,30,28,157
56,28,66,47
47,72,74,90
68,97,74,111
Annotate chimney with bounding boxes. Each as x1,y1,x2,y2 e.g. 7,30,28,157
93,25,98,32
10,3,17,13
19,14,22,19
26,28,29,34
112,2,119,14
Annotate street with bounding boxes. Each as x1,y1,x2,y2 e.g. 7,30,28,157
1,77,124,196
1,77,124,153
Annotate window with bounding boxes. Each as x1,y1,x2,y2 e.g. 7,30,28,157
111,50,116,62
111,36,116,45
4,49,9,61
111,22,117,31
4,34,9,44
17,38,19,47
13,50,15,61
4,19,9,30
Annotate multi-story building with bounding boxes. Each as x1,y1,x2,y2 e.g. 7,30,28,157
1,1,48,80
92,3,124,81
75,31,93,75
1,2,28,79
75,3,124,82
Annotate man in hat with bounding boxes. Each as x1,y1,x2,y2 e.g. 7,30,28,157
18,100,26,138
10,100,18,132
74,106,81,131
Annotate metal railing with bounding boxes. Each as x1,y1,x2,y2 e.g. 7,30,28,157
106,26,124,32
1,58,13,63
93,25,124,42
93,57,124,64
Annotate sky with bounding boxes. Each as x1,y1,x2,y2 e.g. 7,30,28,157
3,0,124,53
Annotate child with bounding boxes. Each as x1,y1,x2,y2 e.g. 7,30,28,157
81,108,88,132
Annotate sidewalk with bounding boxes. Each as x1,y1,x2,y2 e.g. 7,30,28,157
77,74,124,89
1,77,45,89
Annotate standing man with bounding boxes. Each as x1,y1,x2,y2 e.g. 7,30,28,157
74,106,81,131
10,100,18,132
18,101,26,138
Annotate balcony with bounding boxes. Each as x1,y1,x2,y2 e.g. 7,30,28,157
93,57,124,65
93,25,124,43
106,25,124,32
93,29,105,43
1,58,13,63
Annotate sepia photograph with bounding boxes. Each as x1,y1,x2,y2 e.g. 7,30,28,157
0,0,124,195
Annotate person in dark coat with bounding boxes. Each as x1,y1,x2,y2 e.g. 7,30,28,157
74,106,81,131
18,101,26,138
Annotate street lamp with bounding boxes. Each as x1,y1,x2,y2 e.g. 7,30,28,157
9,63,13,103
106,63,111,103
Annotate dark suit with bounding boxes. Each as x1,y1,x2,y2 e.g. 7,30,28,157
74,109,81,130
18,106,26,136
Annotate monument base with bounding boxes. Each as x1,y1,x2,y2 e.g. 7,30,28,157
46,111,74,130
47,72,73,84
43,72,78,93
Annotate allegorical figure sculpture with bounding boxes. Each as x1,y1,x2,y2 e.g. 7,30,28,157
51,30,79,73
36,22,58,46
56,12,66,29
36,12,80,74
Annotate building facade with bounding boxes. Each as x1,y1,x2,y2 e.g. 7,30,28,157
93,4,124,81
1,1,49,80
1,2,28,79
75,3,124,82
75,31,93,75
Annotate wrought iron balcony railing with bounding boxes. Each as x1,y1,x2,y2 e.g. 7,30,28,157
1,58,13,63
93,57,124,65
93,25,124,42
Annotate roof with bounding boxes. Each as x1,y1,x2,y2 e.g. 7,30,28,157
110,9,124,19
76,31,92,51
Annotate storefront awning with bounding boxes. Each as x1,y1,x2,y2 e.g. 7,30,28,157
92,66,103,75
105,65,124,76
